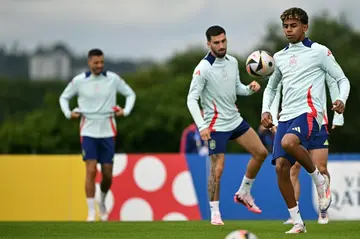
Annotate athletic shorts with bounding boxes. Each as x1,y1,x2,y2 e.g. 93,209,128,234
307,125,329,150
208,120,250,155
81,136,115,164
272,113,319,166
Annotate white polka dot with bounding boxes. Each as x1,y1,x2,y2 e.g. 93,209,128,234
133,156,167,192
96,154,127,176
95,183,114,212
113,154,128,176
162,212,188,221
120,198,153,221
172,171,198,207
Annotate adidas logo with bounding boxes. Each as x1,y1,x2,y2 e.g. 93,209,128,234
324,140,329,145
292,127,301,133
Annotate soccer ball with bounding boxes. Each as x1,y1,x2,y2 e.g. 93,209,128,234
246,50,275,78
225,230,258,239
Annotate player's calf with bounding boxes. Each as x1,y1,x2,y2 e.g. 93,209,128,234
99,163,113,221
276,158,306,232
85,160,97,221
208,154,225,225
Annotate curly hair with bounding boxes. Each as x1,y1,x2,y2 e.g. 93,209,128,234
280,7,309,24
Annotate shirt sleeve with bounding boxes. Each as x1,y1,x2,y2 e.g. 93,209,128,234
320,46,350,105
269,82,282,126
187,64,208,132
115,74,136,116
325,74,344,126
262,61,282,115
235,59,255,96
59,79,78,119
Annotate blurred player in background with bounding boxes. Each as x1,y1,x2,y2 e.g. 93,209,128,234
180,110,208,156
187,25,268,226
59,49,136,221
273,75,344,225
261,7,350,233
180,122,208,156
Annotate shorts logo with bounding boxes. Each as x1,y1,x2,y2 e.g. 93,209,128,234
324,140,329,146
82,149,86,157
291,127,301,133
209,139,216,150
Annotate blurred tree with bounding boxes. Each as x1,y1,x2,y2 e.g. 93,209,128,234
0,12,358,154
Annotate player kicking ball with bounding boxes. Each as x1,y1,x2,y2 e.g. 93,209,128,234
187,25,269,226
59,49,136,221
271,77,345,225
261,7,350,233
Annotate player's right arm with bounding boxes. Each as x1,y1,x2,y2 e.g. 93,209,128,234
59,77,79,119
261,59,282,128
187,62,208,138
269,82,282,127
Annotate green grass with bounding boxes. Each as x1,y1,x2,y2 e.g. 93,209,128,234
0,220,359,239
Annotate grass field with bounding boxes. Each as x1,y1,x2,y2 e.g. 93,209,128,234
0,220,359,239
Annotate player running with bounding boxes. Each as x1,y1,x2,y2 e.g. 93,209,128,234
59,49,136,221
272,76,344,225
261,8,350,233
187,25,269,226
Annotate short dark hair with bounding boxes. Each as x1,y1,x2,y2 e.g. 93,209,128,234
206,25,226,41
280,7,309,24
88,48,104,58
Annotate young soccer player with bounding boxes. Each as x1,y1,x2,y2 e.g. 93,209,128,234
59,49,136,221
261,8,350,233
272,76,344,225
187,25,269,226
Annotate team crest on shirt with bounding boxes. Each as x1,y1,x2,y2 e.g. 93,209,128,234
221,69,228,81
289,55,298,67
209,139,216,150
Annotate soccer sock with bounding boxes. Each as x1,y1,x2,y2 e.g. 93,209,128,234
309,168,325,186
238,176,255,194
288,201,299,218
100,191,107,205
210,201,220,216
86,198,96,215
288,205,304,225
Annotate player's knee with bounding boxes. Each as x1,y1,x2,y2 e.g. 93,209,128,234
275,159,291,177
290,162,301,175
318,164,328,175
290,166,300,179
86,166,97,179
281,135,297,151
255,147,268,161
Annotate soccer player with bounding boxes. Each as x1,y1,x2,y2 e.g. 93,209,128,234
261,8,350,233
272,76,344,225
187,25,269,226
59,49,136,221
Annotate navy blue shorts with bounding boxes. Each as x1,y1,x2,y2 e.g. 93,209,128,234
272,113,319,165
81,136,115,164
307,125,329,150
208,120,250,155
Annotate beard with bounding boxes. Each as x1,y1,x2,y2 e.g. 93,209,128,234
211,47,226,58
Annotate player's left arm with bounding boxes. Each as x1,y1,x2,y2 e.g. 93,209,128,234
324,74,344,127
320,46,350,113
235,59,260,96
114,74,136,116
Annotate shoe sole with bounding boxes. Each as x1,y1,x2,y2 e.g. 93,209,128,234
233,196,262,214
